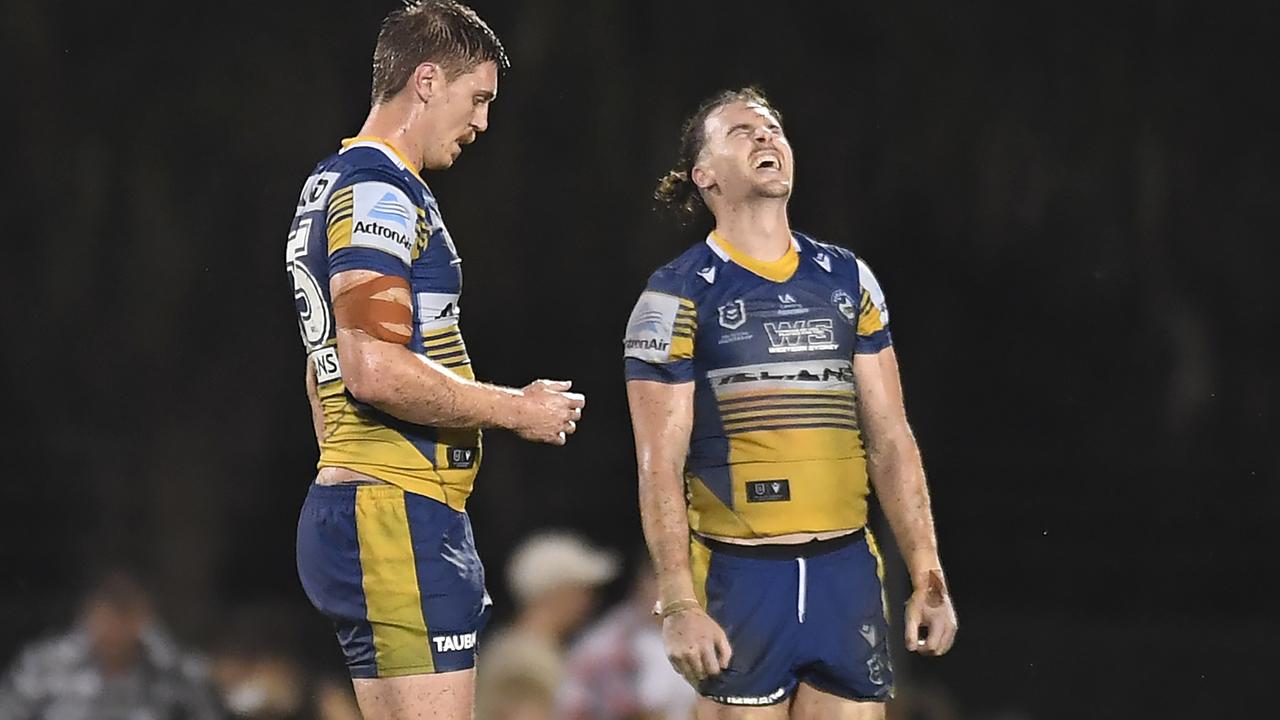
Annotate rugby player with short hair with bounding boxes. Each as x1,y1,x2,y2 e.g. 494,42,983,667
624,88,957,719
284,3,584,718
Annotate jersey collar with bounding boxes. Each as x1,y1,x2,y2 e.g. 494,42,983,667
339,136,428,188
706,231,801,283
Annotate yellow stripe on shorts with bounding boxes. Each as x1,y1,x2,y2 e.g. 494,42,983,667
355,486,434,675
690,536,712,610
865,527,891,623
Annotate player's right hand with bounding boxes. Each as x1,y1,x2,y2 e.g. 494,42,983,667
514,379,585,445
662,607,732,688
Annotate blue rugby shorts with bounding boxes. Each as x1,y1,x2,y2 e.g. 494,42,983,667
692,529,894,705
296,483,491,678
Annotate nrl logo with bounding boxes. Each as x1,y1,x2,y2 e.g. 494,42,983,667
831,289,858,324
718,299,747,329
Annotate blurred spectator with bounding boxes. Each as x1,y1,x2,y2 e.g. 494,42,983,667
0,568,225,720
475,531,620,720
557,552,696,720
207,601,360,720
886,679,963,720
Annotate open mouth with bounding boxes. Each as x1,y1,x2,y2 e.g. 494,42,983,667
753,152,782,171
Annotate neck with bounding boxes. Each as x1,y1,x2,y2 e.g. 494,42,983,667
711,196,791,261
357,98,425,173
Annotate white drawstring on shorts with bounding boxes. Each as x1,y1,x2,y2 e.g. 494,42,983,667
796,557,807,623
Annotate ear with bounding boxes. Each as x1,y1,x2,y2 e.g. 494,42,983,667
691,163,715,191
410,62,441,103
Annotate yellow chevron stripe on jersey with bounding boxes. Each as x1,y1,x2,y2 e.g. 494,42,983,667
670,334,694,360
327,186,356,254
721,414,859,431
355,486,434,675
858,288,887,335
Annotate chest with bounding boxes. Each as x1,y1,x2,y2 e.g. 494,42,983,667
407,197,463,295
695,267,860,368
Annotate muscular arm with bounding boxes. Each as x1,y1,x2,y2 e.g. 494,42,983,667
627,379,697,605
627,378,731,682
854,346,956,654
854,346,942,585
333,269,579,442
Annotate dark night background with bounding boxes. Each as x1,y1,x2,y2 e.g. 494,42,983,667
2,0,1276,717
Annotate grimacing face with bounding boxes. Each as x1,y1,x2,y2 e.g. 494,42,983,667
420,60,498,170
694,100,794,203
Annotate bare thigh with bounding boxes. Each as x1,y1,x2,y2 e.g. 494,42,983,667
696,697,791,720
352,668,475,720
790,682,884,720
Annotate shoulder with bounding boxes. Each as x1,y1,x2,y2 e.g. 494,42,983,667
328,145,424,205
643,241,719,299
796,231,858,268
796,231,884,286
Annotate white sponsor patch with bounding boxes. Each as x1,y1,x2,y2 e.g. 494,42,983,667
856,258,889,324
350,182,416,264
706,359,855,394
309,345,342,385
417,292,462,334
431,631,477,653
707,686,789,706
297,171,340,214
624,291,680,363
763,319,838,354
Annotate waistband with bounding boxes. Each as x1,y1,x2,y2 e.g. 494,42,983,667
697,527,865,560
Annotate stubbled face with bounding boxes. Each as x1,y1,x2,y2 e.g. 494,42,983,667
419,60,498,170
694,100,794,204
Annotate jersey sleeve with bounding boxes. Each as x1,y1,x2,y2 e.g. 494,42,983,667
622,270,697,384
325,170,418,279
854,258,892,354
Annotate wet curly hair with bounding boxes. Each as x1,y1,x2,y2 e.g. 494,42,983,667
653,86,783,222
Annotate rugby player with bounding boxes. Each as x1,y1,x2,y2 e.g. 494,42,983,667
624,88,956,719
284,3,584,718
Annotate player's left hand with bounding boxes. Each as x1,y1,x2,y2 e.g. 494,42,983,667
905,568,957,656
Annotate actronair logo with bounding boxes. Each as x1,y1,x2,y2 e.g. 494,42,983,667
763,318,837,353
624,338,669,352
432,632,477,653
353,220,412,251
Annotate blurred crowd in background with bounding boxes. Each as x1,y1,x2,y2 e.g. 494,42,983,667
1,532,1027,720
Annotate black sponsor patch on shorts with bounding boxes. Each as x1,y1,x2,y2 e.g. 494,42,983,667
448,448,477,469
746,480,790,502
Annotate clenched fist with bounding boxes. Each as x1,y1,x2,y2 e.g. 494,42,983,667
513,379,586,445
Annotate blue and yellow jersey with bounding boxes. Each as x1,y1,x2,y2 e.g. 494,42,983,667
623,232,891,540
286,137,480,511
